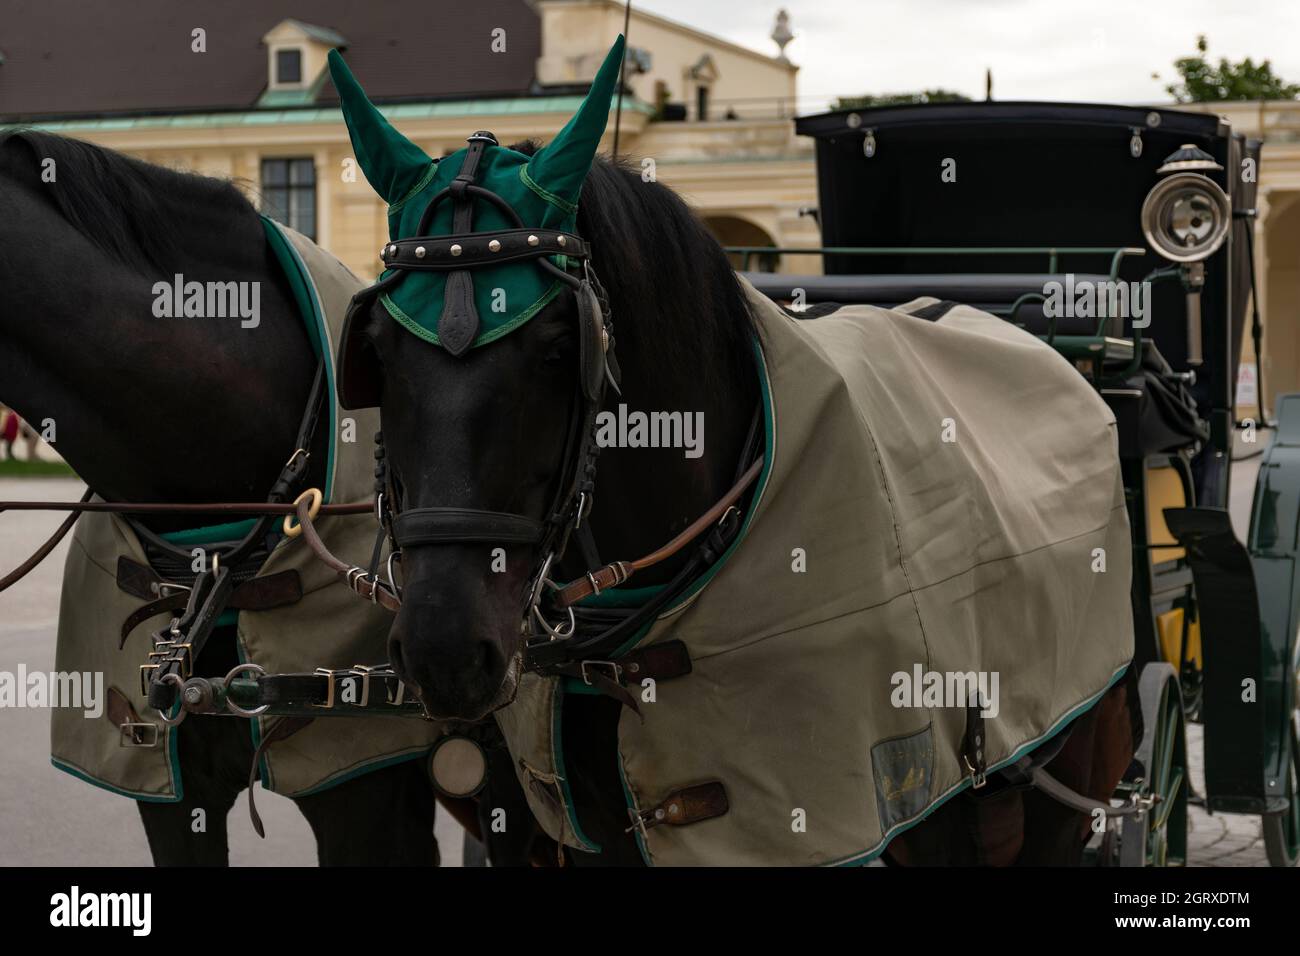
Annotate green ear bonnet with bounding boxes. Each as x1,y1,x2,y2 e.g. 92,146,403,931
328,35,625,394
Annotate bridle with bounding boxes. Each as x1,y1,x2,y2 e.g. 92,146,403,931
338,131,625,661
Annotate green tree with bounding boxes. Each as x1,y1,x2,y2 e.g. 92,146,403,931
832,89,970,110
1160,35,1300,103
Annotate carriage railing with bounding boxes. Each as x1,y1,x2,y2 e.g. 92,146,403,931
729,245,1162,382
724,245,1146,280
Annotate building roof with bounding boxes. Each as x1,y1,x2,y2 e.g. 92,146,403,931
0,0,543,121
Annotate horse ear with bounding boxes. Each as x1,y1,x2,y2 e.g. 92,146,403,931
328,49,433,204
526,35,625,207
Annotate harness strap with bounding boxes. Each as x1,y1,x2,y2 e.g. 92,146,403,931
293,496,402,612
392,508,544,548
247,716,315,838
382,229,588,270
553,458,763,607
0,487,92,593
438,131,497,355
117,567,304,648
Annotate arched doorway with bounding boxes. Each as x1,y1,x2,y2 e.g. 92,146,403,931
701,215,779,272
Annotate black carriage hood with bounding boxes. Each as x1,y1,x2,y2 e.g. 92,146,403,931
794,99,1256,420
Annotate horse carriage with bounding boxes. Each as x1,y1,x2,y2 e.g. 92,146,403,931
738,100,1298,866
4,36,1296,867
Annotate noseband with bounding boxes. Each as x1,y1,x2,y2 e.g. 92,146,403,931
340,131,621,641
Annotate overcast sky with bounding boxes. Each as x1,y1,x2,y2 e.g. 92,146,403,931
635,0,1300,110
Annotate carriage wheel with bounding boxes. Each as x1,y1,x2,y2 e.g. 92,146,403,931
1263,712,1300,867
1119,663,1189,867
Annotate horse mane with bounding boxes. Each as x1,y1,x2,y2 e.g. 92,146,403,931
512,141,759,393
0,128,257,274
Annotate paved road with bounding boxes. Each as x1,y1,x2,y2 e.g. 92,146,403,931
0,458,1280,866
0,477,465,866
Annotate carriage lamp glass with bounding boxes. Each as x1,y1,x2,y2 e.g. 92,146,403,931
1140,172,1231,263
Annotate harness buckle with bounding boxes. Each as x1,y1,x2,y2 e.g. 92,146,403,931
963,754,988,790
351,664,385,708
118,722,159,749
314,667,340,708
580,660,623,687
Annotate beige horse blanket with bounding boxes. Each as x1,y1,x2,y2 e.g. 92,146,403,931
497,278,1134,865
51,222,442,801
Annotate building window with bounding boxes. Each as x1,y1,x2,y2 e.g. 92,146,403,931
696,85,710,121
275,48,303,85
261,158,316,239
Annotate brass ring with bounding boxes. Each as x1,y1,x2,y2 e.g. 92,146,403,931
283,488,323,538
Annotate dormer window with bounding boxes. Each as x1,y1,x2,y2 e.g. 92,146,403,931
275,48,303,86
260,19,346,105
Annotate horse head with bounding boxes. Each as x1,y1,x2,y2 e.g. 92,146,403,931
330,38,627,720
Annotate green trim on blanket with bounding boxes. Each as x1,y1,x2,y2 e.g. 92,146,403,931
829,660,1133,867
553,685,602,853
606,332,776,660
51,757,182,803
159,519,260,546
260,216,338,502
287,747,432,798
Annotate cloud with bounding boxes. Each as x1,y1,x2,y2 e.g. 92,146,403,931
634,0,1300,110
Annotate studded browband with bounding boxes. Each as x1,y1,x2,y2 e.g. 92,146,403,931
379,229,591,271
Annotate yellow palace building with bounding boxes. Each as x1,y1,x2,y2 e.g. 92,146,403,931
3,1,1297,408
0,0,820,282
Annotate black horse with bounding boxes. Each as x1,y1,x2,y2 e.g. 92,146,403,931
2,128,1138,867
0,129,447,866
352,138,1141,866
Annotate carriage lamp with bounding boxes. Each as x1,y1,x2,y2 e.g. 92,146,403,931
1140,146,1231,366
1140,171,1230,264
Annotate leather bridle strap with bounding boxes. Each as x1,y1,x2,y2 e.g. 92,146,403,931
293,495,401,612
551,457,764,607
0,488,93,593
382,229,589,271
0,500,373,516
391,508,543,548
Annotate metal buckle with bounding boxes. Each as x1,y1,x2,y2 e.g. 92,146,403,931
139,663,160,697
387,679,407,707
118,722,159,748
345,566,380,603
624,805,666,836
963,754,987,790
173,642,194,679
351,664,386,708
314,667,340,708
580,660,622,687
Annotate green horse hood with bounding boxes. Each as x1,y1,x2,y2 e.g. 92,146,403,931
327,35,625,353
